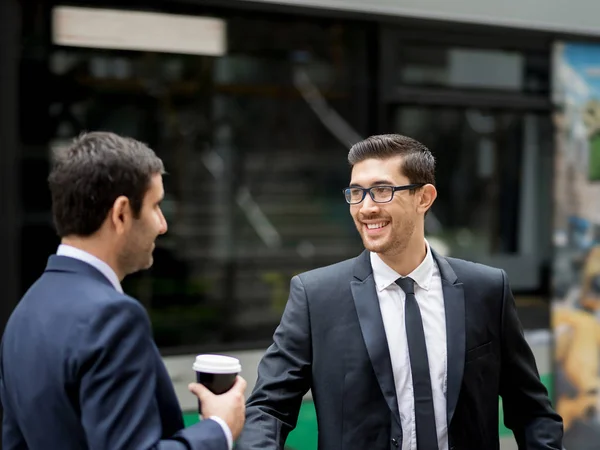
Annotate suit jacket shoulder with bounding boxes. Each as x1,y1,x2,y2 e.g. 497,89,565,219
443,255,505,292
296,256,357,286
294,256,358,305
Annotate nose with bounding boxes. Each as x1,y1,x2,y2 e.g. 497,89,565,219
158,209,168,235
359,193,381,216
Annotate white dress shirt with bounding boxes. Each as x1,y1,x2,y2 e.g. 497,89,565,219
55,245,233,450
57,244,124,292
370,241,448,450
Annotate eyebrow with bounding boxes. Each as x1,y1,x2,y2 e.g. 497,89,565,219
349,180,396,188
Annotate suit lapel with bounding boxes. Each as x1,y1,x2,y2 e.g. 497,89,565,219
351,250,401,427
433,252,465,425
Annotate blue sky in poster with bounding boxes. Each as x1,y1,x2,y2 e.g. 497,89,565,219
563,43,600,98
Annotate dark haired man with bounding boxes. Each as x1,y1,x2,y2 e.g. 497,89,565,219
238,134,563,450
0,132,246,449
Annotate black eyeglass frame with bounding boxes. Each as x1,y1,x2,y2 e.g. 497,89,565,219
342,183,425,204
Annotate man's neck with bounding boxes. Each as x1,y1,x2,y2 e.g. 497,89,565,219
61,236,124,281
378,238,427,277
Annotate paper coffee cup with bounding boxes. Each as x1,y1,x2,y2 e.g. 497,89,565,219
193,354,241,415
193,354,241,395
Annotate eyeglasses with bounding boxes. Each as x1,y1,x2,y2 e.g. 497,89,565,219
343,184,424,204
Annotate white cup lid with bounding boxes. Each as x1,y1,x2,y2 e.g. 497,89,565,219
193,354,241,374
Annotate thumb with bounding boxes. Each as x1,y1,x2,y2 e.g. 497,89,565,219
188,382,212,400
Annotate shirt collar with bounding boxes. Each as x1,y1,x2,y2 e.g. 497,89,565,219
370,240,434,293
56,244,124,293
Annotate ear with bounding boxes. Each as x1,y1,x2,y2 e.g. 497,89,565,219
416,184,437,214
110,195,133,235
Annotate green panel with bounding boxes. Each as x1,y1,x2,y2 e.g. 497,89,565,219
284,402,319,450
589,134,600,181
183,412,200,428
182,373,553,448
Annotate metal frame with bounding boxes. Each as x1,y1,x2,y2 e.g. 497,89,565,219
0,0,21,445
383,87,552,111
0,0,21,338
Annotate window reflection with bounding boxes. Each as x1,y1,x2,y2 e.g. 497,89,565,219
44,16,367,349
18,7,553,350
393,106,549,258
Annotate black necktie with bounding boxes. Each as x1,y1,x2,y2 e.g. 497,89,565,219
396,277,439,450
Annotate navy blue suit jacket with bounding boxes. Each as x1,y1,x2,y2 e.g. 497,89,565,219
0,255,227,450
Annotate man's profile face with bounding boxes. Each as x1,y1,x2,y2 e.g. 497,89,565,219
349,156,420,257
119,173,168,275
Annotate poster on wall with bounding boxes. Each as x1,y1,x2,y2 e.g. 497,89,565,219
552,42,600,449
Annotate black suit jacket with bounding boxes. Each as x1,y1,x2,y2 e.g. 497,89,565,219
237,250,563,450
0,256,227,450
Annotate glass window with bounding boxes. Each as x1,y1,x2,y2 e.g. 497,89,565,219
16,4,554,351
391,106,552,259
38,13,369,350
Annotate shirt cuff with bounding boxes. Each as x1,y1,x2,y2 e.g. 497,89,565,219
207,416,233,450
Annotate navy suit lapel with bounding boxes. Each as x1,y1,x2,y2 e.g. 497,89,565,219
351,250,401,428
432,251,466,425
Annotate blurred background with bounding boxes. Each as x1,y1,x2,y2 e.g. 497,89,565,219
2,0,600,449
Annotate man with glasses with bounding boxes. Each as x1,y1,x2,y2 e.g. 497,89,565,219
237,134,563,450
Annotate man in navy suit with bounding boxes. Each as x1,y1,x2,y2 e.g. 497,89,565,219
0,132,246,449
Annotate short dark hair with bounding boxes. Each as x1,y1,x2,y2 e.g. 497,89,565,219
48,131,165,237
348,134,435,185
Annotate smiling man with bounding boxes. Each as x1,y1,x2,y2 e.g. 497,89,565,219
237,134,563,450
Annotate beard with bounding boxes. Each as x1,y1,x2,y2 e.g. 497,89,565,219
356,216,416,257
118,232,155,276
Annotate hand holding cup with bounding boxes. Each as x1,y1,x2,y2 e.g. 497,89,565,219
188,354,246,440
188,376,247,440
